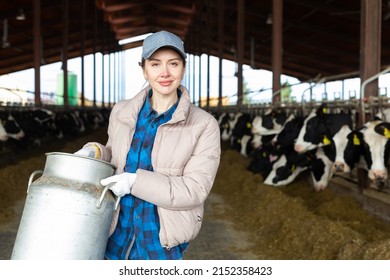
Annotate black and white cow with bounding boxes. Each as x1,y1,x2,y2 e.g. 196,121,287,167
263,146,309,186
264,144,335,191
13,108,59,147
272,114,305,148
332,125,364,173
0,121,7,142
251,109,286,137
54,110,86,138
218,112,238,142
360,120,390,183
230,113,254,156
247,142,279,178
0,111,25,141
331,120,390,186
308,146,335,191
294,105,353,153
263,110,337,190
248,113,301,179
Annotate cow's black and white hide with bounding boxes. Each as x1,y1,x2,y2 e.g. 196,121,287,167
250,114,306,184
218,112,236,142
272,114,305,148
0,111,26,150
54,110,86,138
332,125,364,174
247,142,279,178
307,145,335,191
332,120,390,188
360,121,390,185
264,144,335,191
230,113,254,157
251,109,287,136
13,108,59,147
294,104,353,153
263,146,311,186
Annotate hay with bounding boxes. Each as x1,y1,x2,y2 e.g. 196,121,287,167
211,147,390,259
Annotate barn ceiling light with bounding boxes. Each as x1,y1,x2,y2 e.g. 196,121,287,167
118,33,152,45
2,18,10,48
16,9,25,21
266,14,273,25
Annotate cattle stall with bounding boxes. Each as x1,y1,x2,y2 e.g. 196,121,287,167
2,101,390,259
209,97,390,224
0,105,111,165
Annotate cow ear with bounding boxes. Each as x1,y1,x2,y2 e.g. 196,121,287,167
374,122,390,138
317,103,328,117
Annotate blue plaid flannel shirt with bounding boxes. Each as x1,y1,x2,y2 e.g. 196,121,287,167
105,89,188,260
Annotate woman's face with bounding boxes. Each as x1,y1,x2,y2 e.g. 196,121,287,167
143,48,185,97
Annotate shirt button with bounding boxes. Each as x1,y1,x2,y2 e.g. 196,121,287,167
136,216,140,220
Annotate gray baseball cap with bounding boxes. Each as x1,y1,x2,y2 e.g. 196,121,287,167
141,30,187,60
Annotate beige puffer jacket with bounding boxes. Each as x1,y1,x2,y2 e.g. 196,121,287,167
88,85,221,248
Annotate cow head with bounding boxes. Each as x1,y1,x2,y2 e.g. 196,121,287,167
332,126,364,173
294,108,331,153
251,109,285,136
295,105,352,154
361,121,390,183
274,114,304,148
247,143,279,178
218,112,234,141
309,147,334,191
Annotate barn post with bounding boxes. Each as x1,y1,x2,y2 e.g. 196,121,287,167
236,0,245,110
217,0,224,110
206,0,211,109
33,0,41,107
192,41,196,105
271,0,283,105
62,0,69,108
360,0,382,120
80,0,86,108
198,0,203,107
93,5,97,107
101,12,105,107
357,0,382,191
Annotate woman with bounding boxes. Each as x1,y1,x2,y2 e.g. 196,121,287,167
75,30,221,260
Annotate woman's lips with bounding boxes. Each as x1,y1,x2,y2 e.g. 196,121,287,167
159,81,173,86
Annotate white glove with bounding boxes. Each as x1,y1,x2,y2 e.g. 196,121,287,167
100,173,137,197
74,145,100,159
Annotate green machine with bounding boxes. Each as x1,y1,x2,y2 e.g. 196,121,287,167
56,71,78,105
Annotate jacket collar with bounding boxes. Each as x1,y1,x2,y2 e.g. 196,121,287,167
115,85,191,125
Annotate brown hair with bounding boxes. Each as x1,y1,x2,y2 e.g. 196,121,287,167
139,47,186,68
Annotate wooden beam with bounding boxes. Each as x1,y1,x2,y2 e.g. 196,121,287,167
237,0,244,108
33,0,41,106
272,0,283,104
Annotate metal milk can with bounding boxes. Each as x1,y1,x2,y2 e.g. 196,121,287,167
11,152,118,260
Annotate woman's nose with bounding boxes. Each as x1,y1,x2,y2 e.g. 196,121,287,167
160,64,170,76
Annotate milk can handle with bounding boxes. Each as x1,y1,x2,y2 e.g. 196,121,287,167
97,185,121,210
27,170,44,193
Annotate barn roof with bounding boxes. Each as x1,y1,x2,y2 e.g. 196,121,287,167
1,0,389,81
